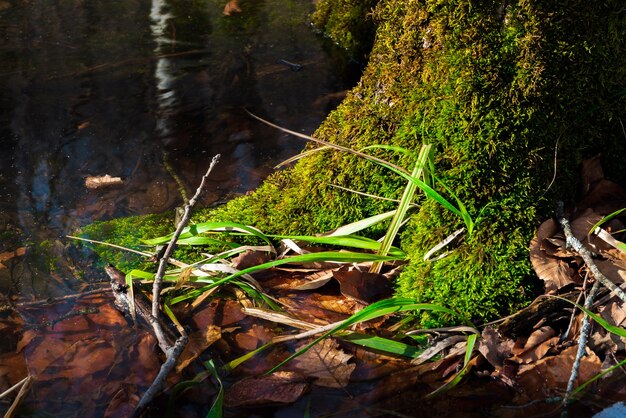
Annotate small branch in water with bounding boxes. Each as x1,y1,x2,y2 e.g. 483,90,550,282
134,155,220,416
151,154,221,318
134,335,188,417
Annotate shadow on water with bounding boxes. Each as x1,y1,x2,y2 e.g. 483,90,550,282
0,0,361,298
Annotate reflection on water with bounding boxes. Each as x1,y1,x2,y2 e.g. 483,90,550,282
0,0,359,297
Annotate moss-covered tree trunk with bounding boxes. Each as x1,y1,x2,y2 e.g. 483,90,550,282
89,0,626,325
208,0,626,324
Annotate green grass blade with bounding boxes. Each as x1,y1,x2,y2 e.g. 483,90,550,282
323,210,397,236
553,296,626,338
266,298,456,374
588,207,626,235
175,236,241,247
169,251,404,305
270,234,406,257
371,144,431,273
360,144,414,156
340,332,423,358
204,359,224,418
144,221,272,247
223,342,275,372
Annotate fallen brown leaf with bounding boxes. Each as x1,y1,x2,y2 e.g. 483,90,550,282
530,219,576,292
291,339,356,388
478,326,513,369
515,345,601,403
176,325,222,373
332,268,393,304
223,0,241,16
224,371,308,407
510,326,559,364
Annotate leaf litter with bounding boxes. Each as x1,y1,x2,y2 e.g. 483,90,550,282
3,156,626,417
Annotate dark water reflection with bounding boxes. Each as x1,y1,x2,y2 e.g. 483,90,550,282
0,0,359,297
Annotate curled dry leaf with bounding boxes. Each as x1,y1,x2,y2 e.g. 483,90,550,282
291,338,356,388
224,371,308,407
530,219,576,292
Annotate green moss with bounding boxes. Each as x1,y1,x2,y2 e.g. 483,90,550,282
78,212,178,272
82,0,626,325
311,0,380,60
240,0,625,324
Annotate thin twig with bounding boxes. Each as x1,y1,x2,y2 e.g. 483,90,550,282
151,154,220,318
134,155,220,416
558,216,626,305
134,335,188,417
558,208,617,408
3,375,33,418
66,235,189,268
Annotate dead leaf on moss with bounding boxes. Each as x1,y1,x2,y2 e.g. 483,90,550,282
224,371,308,407
223,0,241,16
291,338,356,388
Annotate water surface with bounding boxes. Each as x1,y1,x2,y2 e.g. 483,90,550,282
0,0,358,296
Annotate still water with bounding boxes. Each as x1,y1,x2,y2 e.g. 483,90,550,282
0,0,358,297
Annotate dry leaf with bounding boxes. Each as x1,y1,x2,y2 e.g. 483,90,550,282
223,0,241,16
291,339,356,388
515,345,601,403
478,326,513,369
581,155,604,194
231,250,272,271
530,219,576,292
85,174,123,189
332,268,393,303
224,371,308,407
234,324,274,351
176,325,221,373
510,326,558,364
